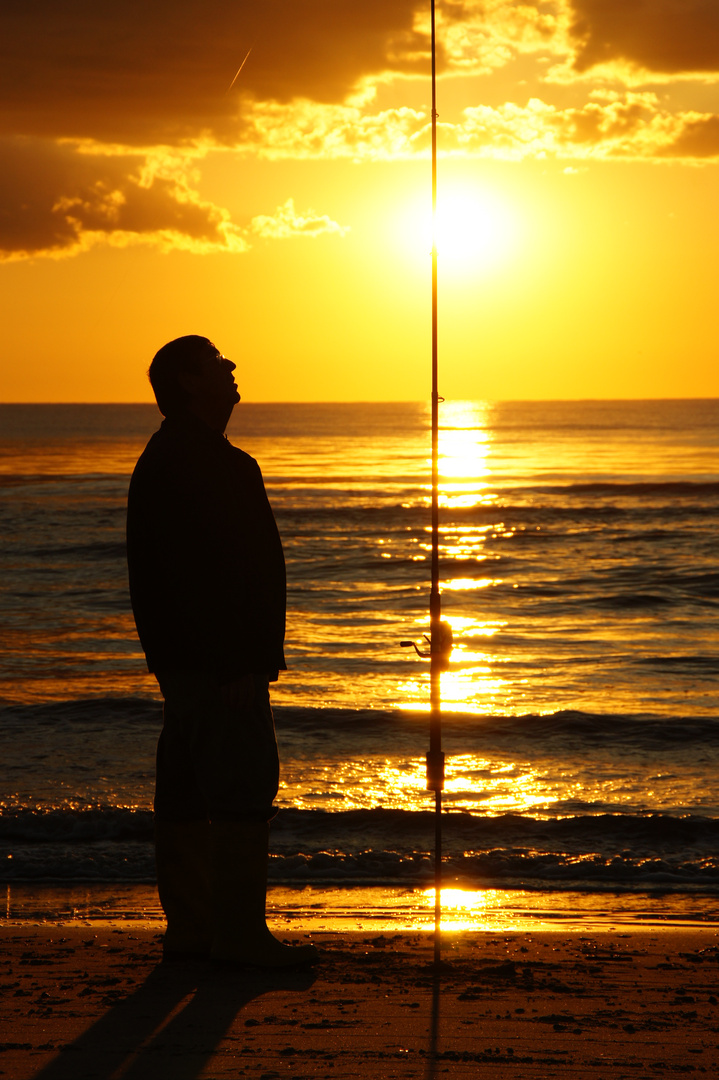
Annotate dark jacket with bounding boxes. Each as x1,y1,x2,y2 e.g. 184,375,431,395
126,412,286,681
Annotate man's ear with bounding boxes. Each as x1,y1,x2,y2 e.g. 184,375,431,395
177,370,201,395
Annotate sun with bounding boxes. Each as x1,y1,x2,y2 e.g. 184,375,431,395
395,180,519,275
434,183,518,270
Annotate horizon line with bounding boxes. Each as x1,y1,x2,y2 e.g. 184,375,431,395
2,396,718,407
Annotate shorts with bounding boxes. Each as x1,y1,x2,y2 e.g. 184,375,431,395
153,669,280,823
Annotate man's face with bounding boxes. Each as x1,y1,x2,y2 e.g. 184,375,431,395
181,342,241,412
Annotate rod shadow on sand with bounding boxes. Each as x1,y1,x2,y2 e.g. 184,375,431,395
425,964,442,1080
30,960,317,1080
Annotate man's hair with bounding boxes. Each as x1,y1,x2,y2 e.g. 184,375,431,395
148,335,213,417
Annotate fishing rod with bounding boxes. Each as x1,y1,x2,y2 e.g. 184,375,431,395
401,0,453,969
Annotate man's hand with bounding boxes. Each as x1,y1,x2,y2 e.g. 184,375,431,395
220,674,255,710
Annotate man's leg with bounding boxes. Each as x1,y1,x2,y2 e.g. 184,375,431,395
154,672,213,959
157,669,317,967
199,674,318,967
153,819,212,959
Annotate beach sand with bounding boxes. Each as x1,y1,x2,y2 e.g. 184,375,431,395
2,922,718,1078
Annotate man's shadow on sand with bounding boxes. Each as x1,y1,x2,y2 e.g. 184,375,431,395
31,959,317,1080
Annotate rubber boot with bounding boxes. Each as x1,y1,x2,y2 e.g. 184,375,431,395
154,819,213,960
210,820,319,968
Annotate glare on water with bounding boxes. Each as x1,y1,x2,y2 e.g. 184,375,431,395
279,749,564,816
2,399,718,722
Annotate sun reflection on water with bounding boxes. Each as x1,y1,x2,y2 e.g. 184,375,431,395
441,577,500,590
436,403,495,511
280,750,562,816
394,658,514,716
420,888,505,931
396,400,520,716
414,887,593,932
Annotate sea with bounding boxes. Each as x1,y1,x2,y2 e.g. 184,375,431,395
1,399,718,930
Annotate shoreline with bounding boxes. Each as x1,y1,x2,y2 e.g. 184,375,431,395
2,923,718,1078
5,882,719,934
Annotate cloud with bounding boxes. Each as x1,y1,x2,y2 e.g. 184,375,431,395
0,138,251,259
437,1,719,85
420,0,566,76
567,0,719,79
0,0,425,259
229,91,719,163
450,94,719,161
3,2,719,154
0,0,436,146
236,99,428,161
0,138,347,260
250,198,350,240
660,114,719,158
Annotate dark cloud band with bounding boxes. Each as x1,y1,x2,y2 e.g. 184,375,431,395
569,0,719,75
0,0,430,145
0,138,244,257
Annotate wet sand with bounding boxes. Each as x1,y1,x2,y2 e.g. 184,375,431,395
2,924,718,1078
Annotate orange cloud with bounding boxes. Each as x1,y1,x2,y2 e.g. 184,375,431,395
0,0,434,146
451,94,719,161
3,2,719,154
0,139,247,259
231,91,719,163
568,0,719,79
660,113,719,158
0,138,347,260
237,100,427,161
250,198,350,240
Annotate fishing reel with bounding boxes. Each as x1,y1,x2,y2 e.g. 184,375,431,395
400,619,453,670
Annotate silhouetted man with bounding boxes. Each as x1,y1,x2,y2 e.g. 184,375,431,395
127,335,317,967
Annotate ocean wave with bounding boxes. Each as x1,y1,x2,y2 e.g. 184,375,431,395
0,697,162,725
533,480,719,496
4,844,719,892
9,477,713,501
3,699,719,748
15,541,128,560
3,806,719,892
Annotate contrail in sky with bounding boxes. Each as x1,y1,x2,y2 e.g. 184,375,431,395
226,47,253,93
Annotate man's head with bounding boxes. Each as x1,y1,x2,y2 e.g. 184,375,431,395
149,335,240,430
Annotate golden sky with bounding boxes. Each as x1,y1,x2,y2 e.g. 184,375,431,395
2,0,718,402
